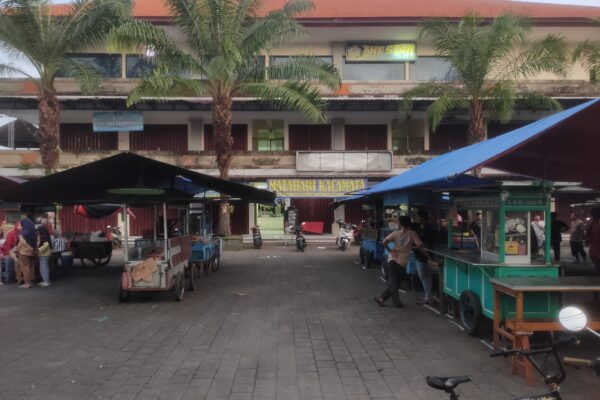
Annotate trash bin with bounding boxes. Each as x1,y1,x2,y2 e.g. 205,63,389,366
60,251,73,268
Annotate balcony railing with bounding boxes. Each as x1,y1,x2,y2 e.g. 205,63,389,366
296,151,393,172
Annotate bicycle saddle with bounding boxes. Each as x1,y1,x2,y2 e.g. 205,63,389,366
426,376,471,392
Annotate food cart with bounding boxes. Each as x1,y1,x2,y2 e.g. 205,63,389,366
188,201,222,282
433,182,560,335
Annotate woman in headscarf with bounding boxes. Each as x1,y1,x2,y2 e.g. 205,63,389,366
16,216,37,288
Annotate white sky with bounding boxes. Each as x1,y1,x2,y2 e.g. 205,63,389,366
0,0,598,78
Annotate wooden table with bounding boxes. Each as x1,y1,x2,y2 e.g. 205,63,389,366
490,276,600,386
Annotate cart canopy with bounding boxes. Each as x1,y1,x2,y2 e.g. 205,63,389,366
364,99,600,195
0,152,275,204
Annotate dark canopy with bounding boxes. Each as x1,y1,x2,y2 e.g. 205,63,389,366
0,152,275,204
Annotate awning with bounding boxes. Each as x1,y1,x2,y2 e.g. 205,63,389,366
365,99,600,195
0,153,275,204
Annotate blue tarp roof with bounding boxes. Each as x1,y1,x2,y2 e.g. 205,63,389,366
365,99,600,195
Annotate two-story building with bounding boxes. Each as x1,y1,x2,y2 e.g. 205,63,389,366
0,0,599,235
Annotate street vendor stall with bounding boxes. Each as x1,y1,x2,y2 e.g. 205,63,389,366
0,152,275,301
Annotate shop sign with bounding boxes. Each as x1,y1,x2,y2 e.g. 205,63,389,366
506,198,545,207
454,197,499,209
346,42,416,62
268,178,367,197
93,112,144,132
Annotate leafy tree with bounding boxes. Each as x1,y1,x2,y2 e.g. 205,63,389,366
109,0,340,235
0,0,131,172
402,13,569,144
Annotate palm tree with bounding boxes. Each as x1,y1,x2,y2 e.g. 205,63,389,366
402,13,569,144
109,0,340,236
0,0,131,173
573,19,600,82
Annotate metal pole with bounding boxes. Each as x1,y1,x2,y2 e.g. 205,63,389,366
123,204,129,263
153,205,157,243
163,203,168,259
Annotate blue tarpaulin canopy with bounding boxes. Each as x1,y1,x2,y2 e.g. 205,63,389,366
364,99,600,195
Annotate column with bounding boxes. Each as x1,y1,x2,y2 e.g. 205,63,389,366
117,131,130,151
331,118,345,151
423,119,430,151
188,118,203,151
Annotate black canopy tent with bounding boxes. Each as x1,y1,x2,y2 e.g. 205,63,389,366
0,152,275,205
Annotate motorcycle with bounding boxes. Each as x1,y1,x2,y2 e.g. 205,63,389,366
290,223,306,252
251,225,263,249
335,219,355,251
106,225,122,248
426,306,598,400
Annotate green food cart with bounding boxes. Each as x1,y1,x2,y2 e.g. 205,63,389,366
433,182,560,335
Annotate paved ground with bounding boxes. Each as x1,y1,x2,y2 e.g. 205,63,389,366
1,245,600,400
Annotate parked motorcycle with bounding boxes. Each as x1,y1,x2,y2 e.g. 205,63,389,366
336,219,355,251
106,225,122,248
251,225,263,249
290,223,306,252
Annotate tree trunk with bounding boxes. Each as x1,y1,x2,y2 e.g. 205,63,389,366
213,93,234,236
38,90,61,174
468,101,486,144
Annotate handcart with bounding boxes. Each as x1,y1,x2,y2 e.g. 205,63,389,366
66,232,112,267
187,202,222,286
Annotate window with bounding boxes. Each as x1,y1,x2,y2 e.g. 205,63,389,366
126,55,155,78
410,56,454,81
253,119,284,151
269,56,333,80
58,53,122,78
342,57,405,81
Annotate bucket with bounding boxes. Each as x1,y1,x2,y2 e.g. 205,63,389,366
60,251,73,268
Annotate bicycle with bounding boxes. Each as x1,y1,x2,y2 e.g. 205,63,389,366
426,336,578,400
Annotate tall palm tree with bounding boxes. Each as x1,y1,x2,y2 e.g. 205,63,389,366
402,13,569,144
573,19,600,82
0,0,131,173
109,0,340,236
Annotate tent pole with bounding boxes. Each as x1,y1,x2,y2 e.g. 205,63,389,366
163,203,168,259
123,203,129,263
153,205,157,243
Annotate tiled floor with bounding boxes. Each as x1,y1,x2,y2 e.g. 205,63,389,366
1,245,599,399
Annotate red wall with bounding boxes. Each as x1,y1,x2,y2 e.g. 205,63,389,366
204,125,248,151
345,125,387,150
60,124,118,151
289,125,332,151
59,206,117,233
130,125,188,151
290,198,334,234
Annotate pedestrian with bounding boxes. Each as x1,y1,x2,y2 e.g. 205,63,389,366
414,209,436,305
37,226,52,287
586,208,600,275
531,215,545,256
569,212,587,263
550,212,568,262
374,216,426,308
3,221,21,284
469,211,482,248
16,216,37,289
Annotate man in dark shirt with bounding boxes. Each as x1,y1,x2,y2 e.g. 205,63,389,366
414,209,436,305
550,212,568,262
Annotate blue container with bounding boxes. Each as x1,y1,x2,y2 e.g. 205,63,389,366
60,252,74,268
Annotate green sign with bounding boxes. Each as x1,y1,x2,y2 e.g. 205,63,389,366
346,43,416,62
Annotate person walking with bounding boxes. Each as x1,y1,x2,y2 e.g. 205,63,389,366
16,217,37,289
414,209,435,305
550,212,568,262
569,212,587,263
586,208,600,275
374,216,425,308
531,215,545,256
3,221,21,284
37,226,52,287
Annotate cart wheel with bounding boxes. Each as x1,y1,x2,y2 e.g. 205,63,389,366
459,290,482,336
187,265,196,291
211,255,220,272
175,274,185,301
92,256,111,266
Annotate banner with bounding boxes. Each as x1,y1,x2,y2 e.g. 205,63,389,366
268,178,367,198
93,112,144,132
346,42,417,62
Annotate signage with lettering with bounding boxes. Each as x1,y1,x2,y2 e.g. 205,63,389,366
346,43,417,62
93,112,144,132
267,178,367,198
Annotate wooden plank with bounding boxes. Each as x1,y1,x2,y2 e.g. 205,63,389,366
490,276,600,292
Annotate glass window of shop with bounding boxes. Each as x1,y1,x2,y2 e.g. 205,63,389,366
126,55,155,78
409,56,455,81
253,119,284,151
57,53,122,78
269,56,333,79
342,57,405,81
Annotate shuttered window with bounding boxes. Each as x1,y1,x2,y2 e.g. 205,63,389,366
344,125,387,150
130,125,188,151
204,125,248,151
289,125,332,151
60,124,117,152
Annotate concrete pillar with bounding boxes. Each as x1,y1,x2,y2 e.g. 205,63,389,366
332,42,345,77
248,203,255,232
117,131,130,150
283,120,289,151
331,118,345,150
423,120,430,151
188,118,203,151
387,120,393,150
247,120,253,151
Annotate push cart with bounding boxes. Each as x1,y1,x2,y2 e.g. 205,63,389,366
66,233,113,267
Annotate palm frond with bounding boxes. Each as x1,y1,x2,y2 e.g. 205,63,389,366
265,56,340,90
125,68,206,107
482,81,517,123
60,58,102,95
572,40,600,73
516,92,562,113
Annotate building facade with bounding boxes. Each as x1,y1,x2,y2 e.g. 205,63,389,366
0,0,599,235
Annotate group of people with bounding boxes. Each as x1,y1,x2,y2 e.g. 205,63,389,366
374,210,435,308
0,215,53,288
